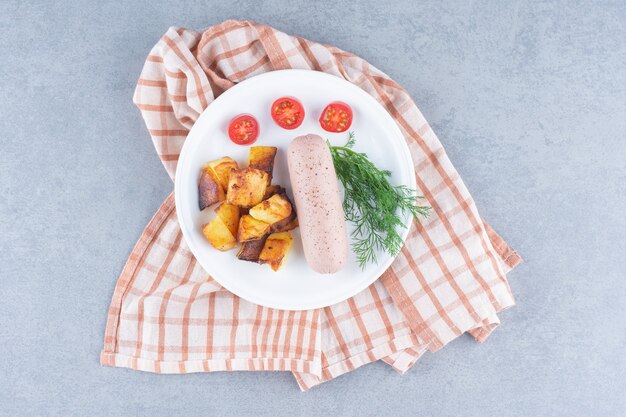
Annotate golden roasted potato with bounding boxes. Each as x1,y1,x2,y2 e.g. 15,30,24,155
205,157,239,191
263,184,285,200
237,214,270,242
248,146,277,182
236,236,267,263
259,232,293,271
202,217,237,251
198,168,225,210
215,202,240,237
249,194,292,224
226,167,269,208
271,216,298,233
268,193,296,232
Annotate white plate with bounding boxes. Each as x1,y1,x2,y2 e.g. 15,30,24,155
175,69,415,310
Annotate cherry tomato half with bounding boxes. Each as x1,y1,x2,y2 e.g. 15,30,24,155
271,97,305,130
228,114,259,145
319,101,353,133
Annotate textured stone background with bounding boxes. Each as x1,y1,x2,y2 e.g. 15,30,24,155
1,1,624,416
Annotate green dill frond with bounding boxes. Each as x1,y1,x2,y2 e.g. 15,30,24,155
329,132,431,269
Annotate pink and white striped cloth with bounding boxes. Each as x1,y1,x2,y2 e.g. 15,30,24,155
101,20,522,391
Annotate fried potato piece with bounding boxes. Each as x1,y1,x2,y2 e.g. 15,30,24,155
202,217,237,251
237,214,270,242
215,202,240,237
271,216,298,233
268,193,297,232
236,236,268,263
248,146,277,183
205,157,239,191
263,184,285,200
226,167,269,208
249,194,292,224
198,168,225,210
259,232,293,271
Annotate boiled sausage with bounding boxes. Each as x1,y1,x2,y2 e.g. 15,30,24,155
287,134,348,274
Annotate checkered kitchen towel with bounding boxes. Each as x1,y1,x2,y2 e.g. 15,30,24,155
101,20,522,391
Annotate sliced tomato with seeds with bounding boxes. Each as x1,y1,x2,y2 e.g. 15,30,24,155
319,101,353,133
271,97,305,130
228,114,259,145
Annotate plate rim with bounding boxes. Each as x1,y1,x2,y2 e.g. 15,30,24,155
175,69,415,310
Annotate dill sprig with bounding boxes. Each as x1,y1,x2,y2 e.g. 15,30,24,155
328,132,430,269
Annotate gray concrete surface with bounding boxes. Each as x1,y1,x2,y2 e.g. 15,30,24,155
1,1,625,416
